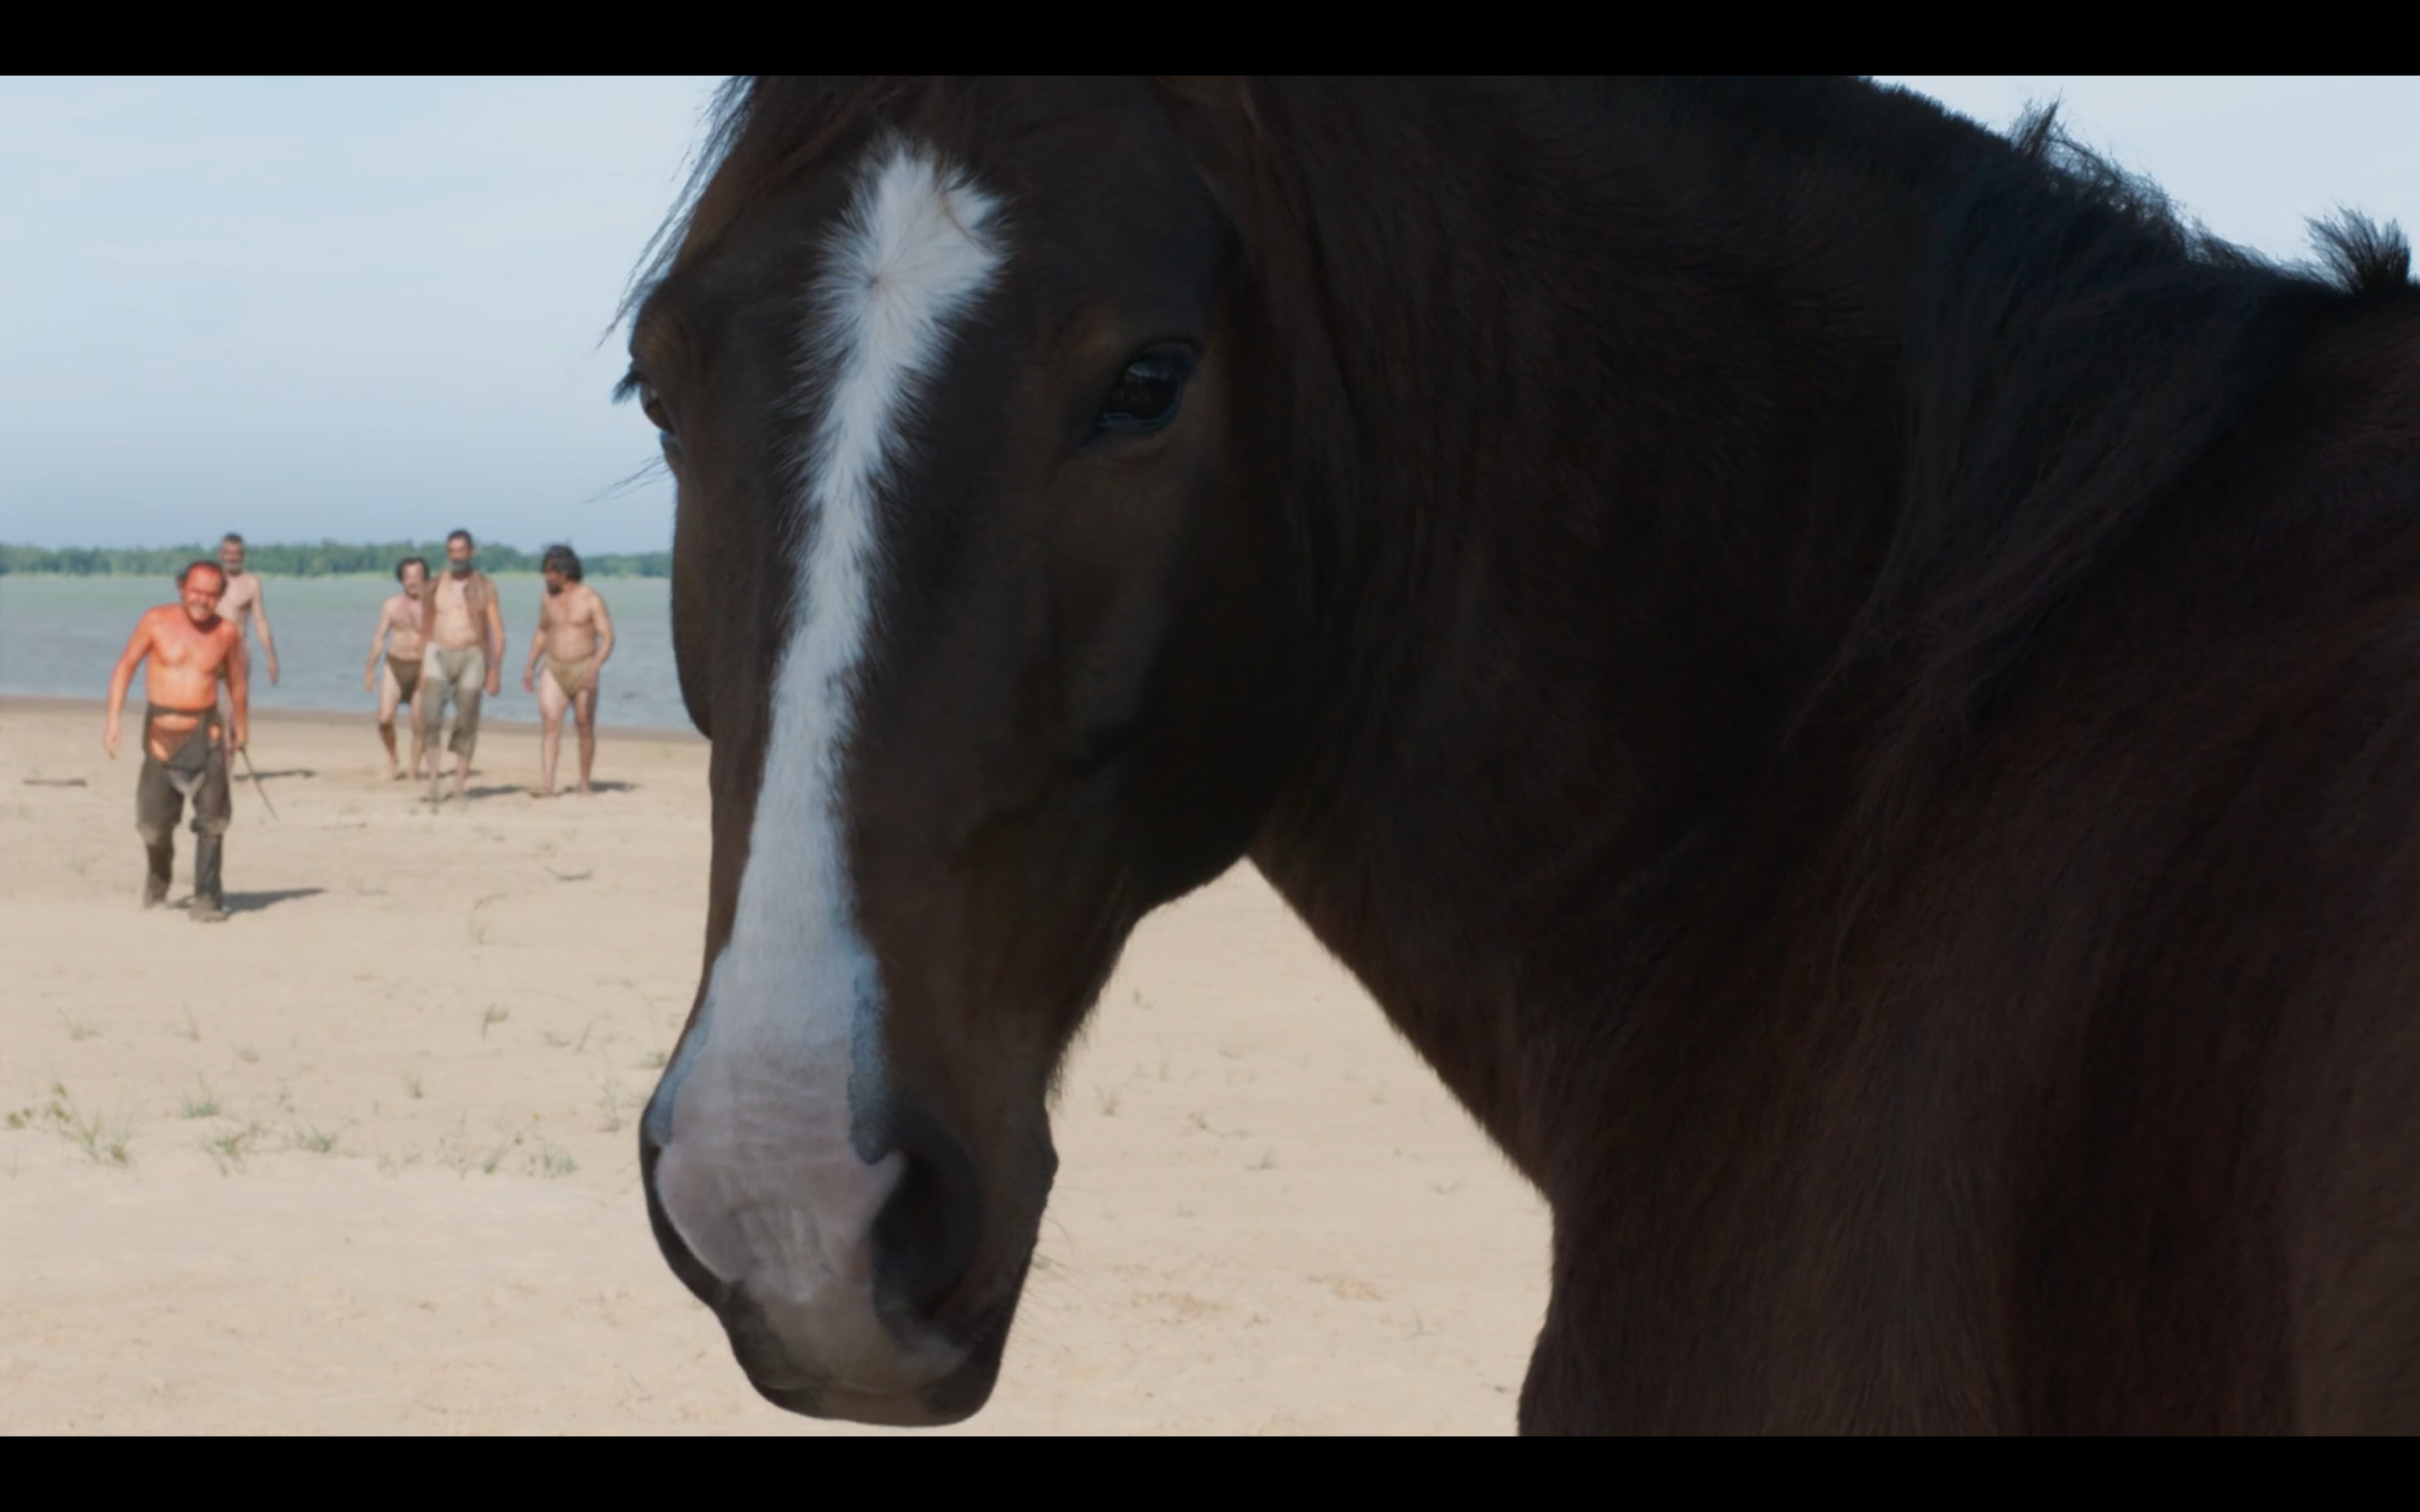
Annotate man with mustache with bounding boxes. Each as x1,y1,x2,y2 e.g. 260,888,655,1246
104,559,250,922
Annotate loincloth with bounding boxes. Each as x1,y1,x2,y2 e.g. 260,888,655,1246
144,702,221,774
547,654,596,700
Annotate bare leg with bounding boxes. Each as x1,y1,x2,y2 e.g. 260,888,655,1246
574,680,598,795
426,712,449,803
451,748,471,801
376,663,402,779
408,702,430,783
536,667,567,797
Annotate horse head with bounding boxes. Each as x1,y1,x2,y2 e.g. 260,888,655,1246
630,78,1326,1424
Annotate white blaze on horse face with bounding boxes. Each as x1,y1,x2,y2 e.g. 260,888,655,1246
651,140,1003,1389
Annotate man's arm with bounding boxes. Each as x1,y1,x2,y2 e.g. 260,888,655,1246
103,614,155,757
523,596,548,694
587,591,615,689
224,624,250,751
250,581,280,684
366,602,390,691
483,583,505,696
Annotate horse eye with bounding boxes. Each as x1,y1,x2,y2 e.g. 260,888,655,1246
1094,348,1195,435
639,386,676,438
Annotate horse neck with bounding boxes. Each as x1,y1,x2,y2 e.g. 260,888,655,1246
1246,81,1991,1173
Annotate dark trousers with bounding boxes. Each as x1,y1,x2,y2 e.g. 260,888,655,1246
136,715,230,906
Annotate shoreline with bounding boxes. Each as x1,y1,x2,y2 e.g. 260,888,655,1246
0,693,707,745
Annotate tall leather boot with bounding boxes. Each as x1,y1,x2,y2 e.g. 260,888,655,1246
191,833,227,923
142,838,173,910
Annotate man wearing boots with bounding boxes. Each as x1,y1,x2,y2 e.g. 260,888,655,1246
104,559,249,922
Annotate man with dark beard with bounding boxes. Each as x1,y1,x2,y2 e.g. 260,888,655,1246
521,543,615,797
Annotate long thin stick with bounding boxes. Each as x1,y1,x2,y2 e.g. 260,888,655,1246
238,743,279,822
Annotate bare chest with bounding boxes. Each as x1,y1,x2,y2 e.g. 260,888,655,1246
544,591,597,630
151,617,233,673
218,576,260,622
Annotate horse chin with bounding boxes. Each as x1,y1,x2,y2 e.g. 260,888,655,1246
744,1326,1009,1426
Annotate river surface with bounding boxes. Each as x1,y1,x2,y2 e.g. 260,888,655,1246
0,574,691,730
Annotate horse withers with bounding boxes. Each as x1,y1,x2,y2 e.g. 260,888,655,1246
626,77,2420,1431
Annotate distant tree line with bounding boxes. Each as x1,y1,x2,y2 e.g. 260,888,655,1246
0,540,672,578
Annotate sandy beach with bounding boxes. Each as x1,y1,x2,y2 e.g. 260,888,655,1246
0,696,1547,1434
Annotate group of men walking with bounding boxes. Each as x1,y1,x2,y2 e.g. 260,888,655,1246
105,530,618,921
360,530,616,801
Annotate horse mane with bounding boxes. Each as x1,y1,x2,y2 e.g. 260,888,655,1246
2309,207,2415,297
631,78,2417,878
1806,108,2412,906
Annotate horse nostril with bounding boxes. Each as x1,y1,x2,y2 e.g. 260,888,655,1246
872,1108,983,1320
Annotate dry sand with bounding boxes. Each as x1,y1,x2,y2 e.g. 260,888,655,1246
0,697,1547,1434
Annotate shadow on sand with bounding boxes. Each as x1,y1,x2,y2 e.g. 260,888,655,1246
245,769,318,781
222,888,326,915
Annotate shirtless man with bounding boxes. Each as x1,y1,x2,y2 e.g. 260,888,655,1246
363,555,433,782
422,529,505,804
520,544,616,797
104,560,249,922
214,533,281,686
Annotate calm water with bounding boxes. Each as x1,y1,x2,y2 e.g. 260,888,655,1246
0,573,693,731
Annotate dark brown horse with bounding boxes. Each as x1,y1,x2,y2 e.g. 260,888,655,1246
624,77,2420,1431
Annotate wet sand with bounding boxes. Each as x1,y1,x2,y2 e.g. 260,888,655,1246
0,698,1548,1434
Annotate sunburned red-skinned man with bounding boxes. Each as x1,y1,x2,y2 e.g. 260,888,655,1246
104,559,249,922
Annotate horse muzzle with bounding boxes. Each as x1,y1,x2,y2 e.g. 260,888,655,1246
639,1084,1007,1424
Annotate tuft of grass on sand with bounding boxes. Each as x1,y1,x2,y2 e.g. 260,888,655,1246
596,1077,630,1134
639,1047,668,1069
176,1082,221,1120
39,1083,135,1166
233,1042,261,1064
287,1122,345,1156
481,1004,511,1037
1093,1082,1123,1116
535,1142,578,1179
402,1071,424,1100
58,1011,101,1042
200,1121,266,1175
175,1011,202,1042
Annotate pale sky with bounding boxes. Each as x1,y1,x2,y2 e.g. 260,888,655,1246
1,77,2412,552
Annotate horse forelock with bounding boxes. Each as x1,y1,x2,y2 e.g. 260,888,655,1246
625,77,924,328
